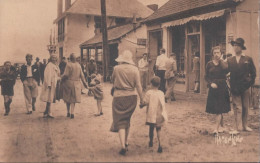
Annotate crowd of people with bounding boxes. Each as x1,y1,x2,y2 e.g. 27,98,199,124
0,37,256,156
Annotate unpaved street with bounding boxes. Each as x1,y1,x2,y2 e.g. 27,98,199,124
0,80,259,162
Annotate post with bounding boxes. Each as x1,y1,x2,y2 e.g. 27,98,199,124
199,22,206,94
101,0,109,82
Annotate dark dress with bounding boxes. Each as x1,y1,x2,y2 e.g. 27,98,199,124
205,60,230,114
0,66,17,96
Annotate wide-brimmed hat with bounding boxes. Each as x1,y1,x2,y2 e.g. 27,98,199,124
115,50,135,65
231,38,246,50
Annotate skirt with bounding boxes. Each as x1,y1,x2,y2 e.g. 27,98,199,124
194,70,200,82
110,95,137,132
206,81,231,114
1,80,14,96
62,80,81,103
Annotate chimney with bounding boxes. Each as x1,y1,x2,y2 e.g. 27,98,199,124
65,0,71,10
147,4,158,11
57,0,63,17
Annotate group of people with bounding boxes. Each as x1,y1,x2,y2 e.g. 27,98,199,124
0,37,256,156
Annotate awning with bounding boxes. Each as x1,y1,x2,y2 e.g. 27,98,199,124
162,9,226,28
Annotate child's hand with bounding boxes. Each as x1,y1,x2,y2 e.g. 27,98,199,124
139,101,146,109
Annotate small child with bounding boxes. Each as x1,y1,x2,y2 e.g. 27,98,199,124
88,74,97,96
88,74,104,116
140,76,168,153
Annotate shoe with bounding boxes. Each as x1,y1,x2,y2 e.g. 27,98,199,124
43,112,48,118
100,112,103,115
194,90,200,93
119,148,126,156
4,112,8,116
47,115,54,118
149,141,153,147
94,113,101,116
67,113,70,117
71,114,74,119
243,127,253,132
157,146,163,153
26,111,32,114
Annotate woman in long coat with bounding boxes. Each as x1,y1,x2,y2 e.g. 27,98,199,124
40,55,60,118
61,53,88,119
205,46,230,134
0,61,17,116
111,50,143,155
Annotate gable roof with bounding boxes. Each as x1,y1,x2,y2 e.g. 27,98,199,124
56,0,153,21
80,23,141,48
145,0,241,23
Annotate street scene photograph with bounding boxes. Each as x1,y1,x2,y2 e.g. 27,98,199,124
0,0,259,162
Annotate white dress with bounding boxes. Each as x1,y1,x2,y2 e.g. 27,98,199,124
144,89,168,127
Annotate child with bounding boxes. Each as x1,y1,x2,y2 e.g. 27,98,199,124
88,74,104,116
140,76,168,153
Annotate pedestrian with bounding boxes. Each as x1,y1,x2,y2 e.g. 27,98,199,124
110,50,143,155
88,74,103,116
227,38,256,133
61,53,88,119
165,52,178,102
140,76,168,153
40,59,47,84
138,53,149,91
40,55,60,118
205,46,231,134
155,48,168,94
193,52,200,93
59,57,67,75
20,54,39,114
0,61,17,116
86,57,97,95
34,57,41,86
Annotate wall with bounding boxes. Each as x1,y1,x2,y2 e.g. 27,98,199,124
226,0,259,84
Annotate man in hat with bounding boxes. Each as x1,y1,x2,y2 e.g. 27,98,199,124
227,37,256,133
138,53,149,90
155,48,168,94
20,54,39,114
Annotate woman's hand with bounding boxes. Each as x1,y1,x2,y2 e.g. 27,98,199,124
211,83,218,89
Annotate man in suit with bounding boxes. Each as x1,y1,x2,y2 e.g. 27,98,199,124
20,54,39,114
227,38,256,133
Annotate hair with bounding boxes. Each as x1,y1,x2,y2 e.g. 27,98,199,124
160,48,166,53
150,76,161,87
211,46,222,55
69,53,76,62
4,61,11,66
195,52,200,57
26,54,33,59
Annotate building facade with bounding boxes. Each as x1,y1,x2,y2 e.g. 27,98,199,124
145,0,259,94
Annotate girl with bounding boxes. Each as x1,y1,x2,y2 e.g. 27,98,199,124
141,76,168,153
88,74,103,116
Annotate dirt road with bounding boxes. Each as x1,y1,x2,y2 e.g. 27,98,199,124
0,80,259,162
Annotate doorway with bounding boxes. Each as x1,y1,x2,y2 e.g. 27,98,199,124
148,30,162,81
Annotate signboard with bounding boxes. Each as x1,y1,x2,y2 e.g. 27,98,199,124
137,38,147,46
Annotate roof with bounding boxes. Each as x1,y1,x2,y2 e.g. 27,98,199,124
55,0,153,23
145,0,241,23
80,23,141,48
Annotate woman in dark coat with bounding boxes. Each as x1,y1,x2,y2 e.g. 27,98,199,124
0,61,17,116
205,46,230,134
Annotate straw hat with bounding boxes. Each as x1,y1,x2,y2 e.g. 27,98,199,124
115,50,135,65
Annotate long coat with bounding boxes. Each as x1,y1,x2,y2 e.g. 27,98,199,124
40,62,60,103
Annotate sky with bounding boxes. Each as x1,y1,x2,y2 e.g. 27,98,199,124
0,0,168,65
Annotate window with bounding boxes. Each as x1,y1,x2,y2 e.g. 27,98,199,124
58,18,65,42
97,49,103,62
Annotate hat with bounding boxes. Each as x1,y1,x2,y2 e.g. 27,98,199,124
115,50,135,65
26,54,33,58
231,38,246,50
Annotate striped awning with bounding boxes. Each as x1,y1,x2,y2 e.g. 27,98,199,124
162,9,226,28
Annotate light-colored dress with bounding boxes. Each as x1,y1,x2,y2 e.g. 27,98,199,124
144,89,168,127
40,63,60,103
62,62,85,103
